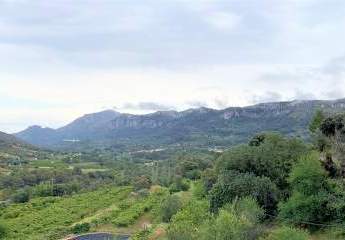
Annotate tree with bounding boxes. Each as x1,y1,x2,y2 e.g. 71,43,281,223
319,114,345,176
309,110,325,133
210,171,278,214
216,133,308,189
279,153,333,225
169,176,189,193
133,175,151,191
161,195,182,222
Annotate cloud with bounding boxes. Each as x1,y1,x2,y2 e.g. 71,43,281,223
1,0,345,132
185,101,209,108
251,91,283,104
293,90,317,100
119,102,175,112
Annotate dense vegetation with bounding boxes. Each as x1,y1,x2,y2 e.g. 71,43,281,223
2,110,345,239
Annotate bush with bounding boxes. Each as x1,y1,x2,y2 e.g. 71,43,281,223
210,171,278,214
161,195,182,222
279,153,334,225
260,226,309,240
216,133,308,189
199,198,264,240
11,190,30,203
0,223,6,239
167,200,210,240
169,177,189,193
233,197,264,224
192,180,206,200
198,209,252,240
71,223,90,234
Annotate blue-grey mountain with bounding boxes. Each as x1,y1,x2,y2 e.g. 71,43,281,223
15,99,345,150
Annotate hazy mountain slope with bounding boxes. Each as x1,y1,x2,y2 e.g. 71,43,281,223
0,131,38,162
15,99,345,150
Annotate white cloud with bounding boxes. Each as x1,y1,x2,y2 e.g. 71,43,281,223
1,0,345,132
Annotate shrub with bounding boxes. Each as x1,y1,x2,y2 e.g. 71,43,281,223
167,200,210,240
169,176,189,193
199,198,264,240
216,133,308,189
71,223,90,234
11,190,30,203
198,209,251,240
210,171,278,213
161,195,182,222
0,223,6,239
260,226,309,240
233,197,264,224
279,153,334,225
192,180,206,200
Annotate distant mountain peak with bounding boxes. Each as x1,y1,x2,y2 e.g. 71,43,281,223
14,98,345,150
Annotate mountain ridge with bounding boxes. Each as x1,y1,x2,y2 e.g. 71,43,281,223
15,98,345,150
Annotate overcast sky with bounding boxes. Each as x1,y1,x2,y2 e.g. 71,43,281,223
1,0,345,132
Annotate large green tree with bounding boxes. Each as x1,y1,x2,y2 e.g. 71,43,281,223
279,153,333,225
210,171,278,213
216,133,308,189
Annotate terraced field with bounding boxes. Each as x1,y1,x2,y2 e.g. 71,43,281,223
0,186,168,240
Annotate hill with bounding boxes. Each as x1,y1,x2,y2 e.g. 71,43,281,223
0,131,40,164
15,99,345,150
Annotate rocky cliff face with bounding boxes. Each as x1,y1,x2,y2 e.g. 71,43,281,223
15,98,345,150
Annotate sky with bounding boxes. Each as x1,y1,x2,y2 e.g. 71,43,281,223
1,0,345,133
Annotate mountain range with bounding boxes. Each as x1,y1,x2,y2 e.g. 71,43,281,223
14,98,345,151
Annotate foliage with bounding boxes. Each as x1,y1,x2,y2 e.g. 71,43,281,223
71,223,90,234
198,209,252,240
11,189,29,203
112,189,169,227
210,170,278,213
192,180,207,200
133,175,151,191
232,197,265,224
198,197,264,240
309,110,325,133
0,223,6,239
279,153,334,226
201,168,217,192
216,133,308,189
169,176,189,193
167,200,210,240
160,195,182,222
260,226,309,240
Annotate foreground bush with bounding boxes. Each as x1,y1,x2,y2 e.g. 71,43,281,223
0,223,6,239
199,197,264,240
167,200,210,240
72,223,90,234
160,195,182,222
261,226,309,240
279,153,334,225
210,171,278,213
